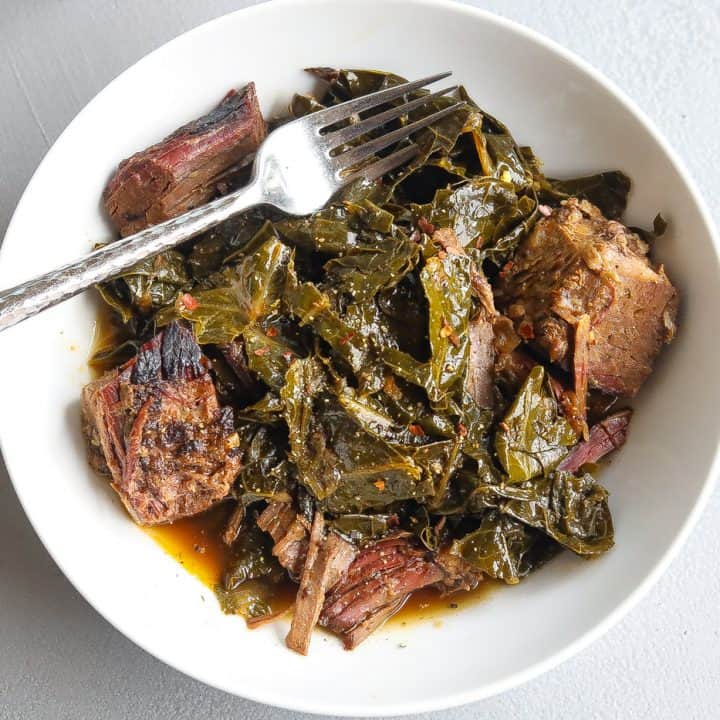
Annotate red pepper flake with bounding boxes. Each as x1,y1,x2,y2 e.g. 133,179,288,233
253,346,271,356
282,351,294,362
266,326,278,338
408,423,426,437
439,320,460,347
373,479,386,491
339,331,356,345
518,320,535,341
418,216,436,235
180,293,198,311
499,261,514,280
456,422,468,437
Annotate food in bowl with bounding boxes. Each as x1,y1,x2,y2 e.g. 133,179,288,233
81,68,679,655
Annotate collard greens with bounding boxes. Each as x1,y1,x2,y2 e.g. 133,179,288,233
95,67,628,607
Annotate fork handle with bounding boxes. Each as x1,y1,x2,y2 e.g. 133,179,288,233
0,180,264,332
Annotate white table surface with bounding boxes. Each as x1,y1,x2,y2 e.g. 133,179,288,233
1,1,719,718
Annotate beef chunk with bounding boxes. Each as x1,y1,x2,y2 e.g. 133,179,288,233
81,322,241,525
320,534,480,649
496,199,679,396
558,409,632,472
286,512,357,655
104,84,266,236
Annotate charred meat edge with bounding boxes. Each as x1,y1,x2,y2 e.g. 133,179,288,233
81,322,241,525
104,83,266,236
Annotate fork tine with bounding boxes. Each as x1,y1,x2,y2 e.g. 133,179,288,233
334,102,465,172
323,85,458,149
339,144,421,184
309,72,452,129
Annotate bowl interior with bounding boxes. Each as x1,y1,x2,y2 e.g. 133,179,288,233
1,0,718,715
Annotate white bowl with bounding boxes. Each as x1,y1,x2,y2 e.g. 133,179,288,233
1,0,719,715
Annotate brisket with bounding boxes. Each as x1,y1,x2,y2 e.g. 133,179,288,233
81,322,241,524
496,198,678,396
104,84,266,236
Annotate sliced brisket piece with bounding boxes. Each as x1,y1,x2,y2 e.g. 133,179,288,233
81,322,241,525
340,596,407,650
257,501,310,580
104,83,266,236
222,502,245,546
257,500,298,543
466,313,496,409
571,313,591,437
273,518,311,580
495,198,679,397
558,409,632,472
320,534,481,649
286,513,357,655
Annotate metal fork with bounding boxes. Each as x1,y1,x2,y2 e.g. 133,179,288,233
0,72,460,332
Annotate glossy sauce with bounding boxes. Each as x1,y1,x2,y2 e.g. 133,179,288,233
88,300,134,377
146,504,499,628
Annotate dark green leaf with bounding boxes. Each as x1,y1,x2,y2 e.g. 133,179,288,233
495,366,577,483
324,231,419,302
450,512,551,583
116,250,190,314
156,237,293,345
234,424,293,505
479,472,614,556
329,514,396,544
421,251,472,405
544,171,631,220
215,524,286,620
281,357,336,499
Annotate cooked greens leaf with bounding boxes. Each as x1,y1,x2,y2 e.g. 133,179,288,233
156,288,244,343
243,321,303,390
275,207,359,254
421,252,472,405
423,179,531,249
281,357,336,500
480,472,614,556
216,524,286,620
544,171,631,220
495,366,577,483
450,512,550,583
187,212,267,279
234,424,293,505
116,250,190,314
329,514,397,544
157,237,292,345
324,231,419,302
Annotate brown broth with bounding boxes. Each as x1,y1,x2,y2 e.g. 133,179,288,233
144,503,235,588
145,504,500,629
87,299,134,377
